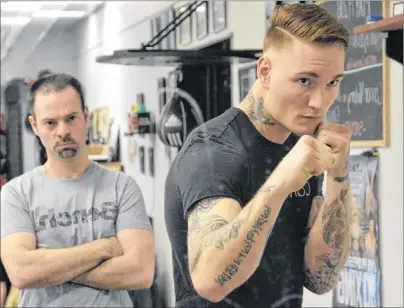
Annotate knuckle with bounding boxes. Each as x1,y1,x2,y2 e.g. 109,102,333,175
300,135,314,145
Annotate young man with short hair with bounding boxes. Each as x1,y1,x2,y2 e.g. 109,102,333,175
165,4,352,307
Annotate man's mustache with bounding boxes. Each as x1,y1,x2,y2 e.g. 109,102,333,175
56,136,77,146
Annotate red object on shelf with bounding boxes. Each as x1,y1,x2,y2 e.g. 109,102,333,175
0,175,6,187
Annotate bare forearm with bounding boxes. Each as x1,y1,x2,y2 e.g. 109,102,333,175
190,181,288,300
72,254,153,290
304,175,351,294
0,281,6,307
15,239,111,289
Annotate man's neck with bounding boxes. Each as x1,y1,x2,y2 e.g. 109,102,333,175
42,155,92,179
237,86,291,144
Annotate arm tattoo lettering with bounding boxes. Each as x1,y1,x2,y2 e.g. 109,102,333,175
189,216,244,272
258,185,275,194
215,205,272,286
188,197,247,273
247,92,276,126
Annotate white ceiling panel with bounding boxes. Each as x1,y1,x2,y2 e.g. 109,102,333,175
1,1,104,62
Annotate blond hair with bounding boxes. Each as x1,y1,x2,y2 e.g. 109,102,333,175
264,3,349,51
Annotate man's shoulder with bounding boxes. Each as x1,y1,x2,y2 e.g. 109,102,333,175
179,108,247,158
1,167,39,195
93,162,136,188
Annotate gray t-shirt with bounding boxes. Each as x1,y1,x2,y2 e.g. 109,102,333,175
1,162,152,307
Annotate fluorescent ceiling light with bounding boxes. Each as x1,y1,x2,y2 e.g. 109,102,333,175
1,2,43,12
1,16,31,25
41,1,102,4
33,10,86,18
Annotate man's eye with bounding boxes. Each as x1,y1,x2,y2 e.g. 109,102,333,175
328,80,340,87
298,78,311,86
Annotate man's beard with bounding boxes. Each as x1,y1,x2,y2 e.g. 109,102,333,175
57,148,78,160
54,136,79,160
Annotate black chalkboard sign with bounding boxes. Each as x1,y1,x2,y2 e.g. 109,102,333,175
320,0,390,147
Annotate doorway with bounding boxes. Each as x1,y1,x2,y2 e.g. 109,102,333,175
173,38,232,121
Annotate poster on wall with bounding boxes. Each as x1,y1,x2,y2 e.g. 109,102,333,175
332,153,382,307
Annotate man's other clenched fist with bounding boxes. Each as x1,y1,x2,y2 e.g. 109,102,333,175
271,123,351,193
315,121,351,179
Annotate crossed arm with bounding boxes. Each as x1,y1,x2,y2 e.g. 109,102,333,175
303,174,351,294
0,229,154,291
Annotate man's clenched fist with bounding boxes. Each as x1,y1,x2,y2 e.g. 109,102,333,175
315,121,351,179
271,122,351,193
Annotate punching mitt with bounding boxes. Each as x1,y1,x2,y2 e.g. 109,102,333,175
157,88,204,148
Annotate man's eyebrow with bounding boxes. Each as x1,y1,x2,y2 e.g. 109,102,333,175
297,72,345,79
41,112,79,122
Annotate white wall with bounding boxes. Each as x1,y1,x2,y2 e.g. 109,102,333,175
38,0,402,307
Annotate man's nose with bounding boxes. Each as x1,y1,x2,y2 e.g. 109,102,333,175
56,122,71,138
308,89,326,110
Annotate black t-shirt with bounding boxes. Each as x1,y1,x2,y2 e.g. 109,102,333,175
0,258,11,292
164,107,323,308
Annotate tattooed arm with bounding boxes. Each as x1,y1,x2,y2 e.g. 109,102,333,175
303,174,351,294
187,181,289,302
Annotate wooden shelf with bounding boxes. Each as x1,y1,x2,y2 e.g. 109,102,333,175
353,14,403,65
353,14,404,34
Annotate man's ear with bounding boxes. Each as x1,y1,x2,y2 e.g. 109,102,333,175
257,56,271,89
28,114,39,136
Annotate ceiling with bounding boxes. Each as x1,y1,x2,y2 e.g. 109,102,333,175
1,1,104,62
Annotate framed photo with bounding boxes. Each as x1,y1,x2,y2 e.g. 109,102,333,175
195,1,209,39
177,4,192,46
164,8,176,49
212,0,227,33
239,65,257,101
149,19,157,50
155,15,165,49
393,1,403,16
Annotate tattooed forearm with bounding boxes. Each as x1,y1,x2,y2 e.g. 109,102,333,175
215,205,272,286
304,248,346,293
247,92,276,126
189,216,246,272
188,197,252,273
304,187,350,294
258,185,276,194
322,191,348,249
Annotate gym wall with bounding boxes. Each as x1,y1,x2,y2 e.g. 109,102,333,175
2,1,402,307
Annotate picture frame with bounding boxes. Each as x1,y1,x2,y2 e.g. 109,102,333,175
155,15,165,49
164,8,176,49
177,4,192,46
393,1,403,16
238,64,257,101
195,1,209,39
212,0,227,33
149,19,157,50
